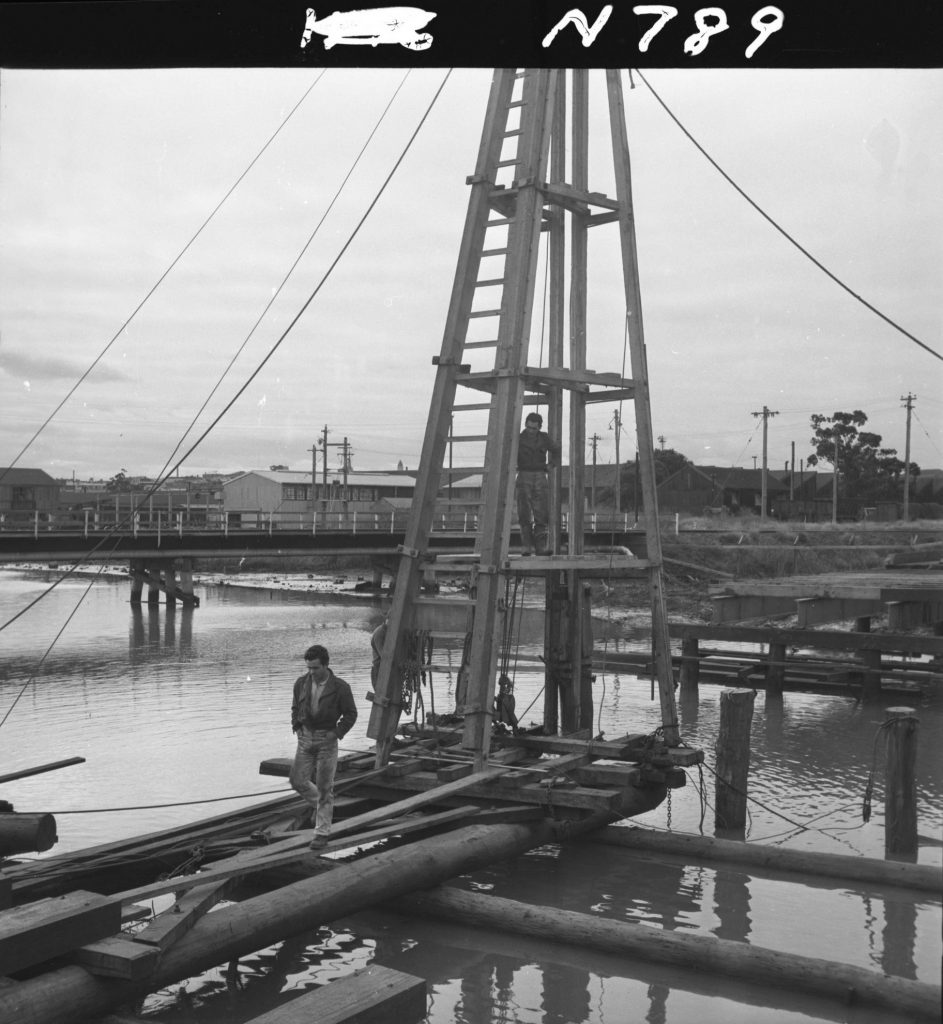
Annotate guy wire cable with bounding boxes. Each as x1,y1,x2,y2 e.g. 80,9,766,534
0,70,448,635
0,70,329,488
632,69,941,364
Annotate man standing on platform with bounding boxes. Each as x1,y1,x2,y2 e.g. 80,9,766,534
516,411,560,555
289,643,358,849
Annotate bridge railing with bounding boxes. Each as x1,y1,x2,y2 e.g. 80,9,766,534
0,507,640,539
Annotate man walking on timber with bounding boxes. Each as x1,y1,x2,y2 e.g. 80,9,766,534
516,411,560,555
289,643,358,849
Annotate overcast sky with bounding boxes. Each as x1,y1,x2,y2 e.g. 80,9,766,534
1,66,940,482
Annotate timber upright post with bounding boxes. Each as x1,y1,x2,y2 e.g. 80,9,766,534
766,641,785,699
714,688,755,833
884,706,918,860
679,637,699,698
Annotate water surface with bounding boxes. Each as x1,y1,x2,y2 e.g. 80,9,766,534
1,569,939,1023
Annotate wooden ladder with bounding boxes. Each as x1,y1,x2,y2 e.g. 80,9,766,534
367,69,680,769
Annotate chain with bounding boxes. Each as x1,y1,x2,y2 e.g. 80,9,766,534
666,788,672,831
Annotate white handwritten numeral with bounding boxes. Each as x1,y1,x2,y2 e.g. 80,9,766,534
633,5,678,52
746,5,784,58
684,7,729,55
542,5,614,48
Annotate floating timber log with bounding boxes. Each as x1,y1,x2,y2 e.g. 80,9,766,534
245,965,426,1024
390,885,941,1021
0,819,609,1024
0,812,57,856
585,826,943,895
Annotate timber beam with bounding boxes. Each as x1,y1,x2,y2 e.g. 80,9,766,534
489,732,703,767
796,597,885,627
668,623,943,656
711,595,800,623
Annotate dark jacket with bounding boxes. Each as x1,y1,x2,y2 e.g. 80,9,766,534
291,669,358,737
517,428,560,472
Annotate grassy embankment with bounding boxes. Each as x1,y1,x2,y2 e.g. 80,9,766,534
622,517,943,621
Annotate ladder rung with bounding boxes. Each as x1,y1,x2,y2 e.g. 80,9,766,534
496,159,519,168
468,309,502,318
453,402,492,410
482,248,508,257
463,340,498,350
487,218,513,227
448,435,488,443
509,99,525,107
503,129,523,138
474,278,505,287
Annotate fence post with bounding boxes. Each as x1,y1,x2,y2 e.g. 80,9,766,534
34,510,39,539
714,688,755,833
884,707,918,860
84,509,90,539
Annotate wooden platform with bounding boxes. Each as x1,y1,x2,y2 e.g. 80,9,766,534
259,728,694,822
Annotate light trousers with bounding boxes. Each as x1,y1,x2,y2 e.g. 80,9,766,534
289,728,338,836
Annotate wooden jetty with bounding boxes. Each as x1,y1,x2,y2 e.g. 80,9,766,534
709,570,943,629
600,620,943,699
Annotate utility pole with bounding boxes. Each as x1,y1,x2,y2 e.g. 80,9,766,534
832,431,839,525
901,393,915,522
751,406,779,520
789,441,795,502
307,442,319,511
588,433,601,510
610,410,622,514
342,437,352,508
657,434,666,450
321,425,330,491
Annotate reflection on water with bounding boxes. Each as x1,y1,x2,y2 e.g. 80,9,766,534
0,569,940,1023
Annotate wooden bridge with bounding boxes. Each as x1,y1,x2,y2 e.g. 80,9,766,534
0,513,646,609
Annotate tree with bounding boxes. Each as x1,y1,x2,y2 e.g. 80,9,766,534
106,469,130,492
653,447,688,482
808,410,919,503
615,448,689,509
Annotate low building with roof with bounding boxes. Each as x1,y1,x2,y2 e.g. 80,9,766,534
0,467,60,518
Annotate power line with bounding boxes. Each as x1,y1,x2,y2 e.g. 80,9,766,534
0,71,453,637
634,70,942,364
0,71,329,489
